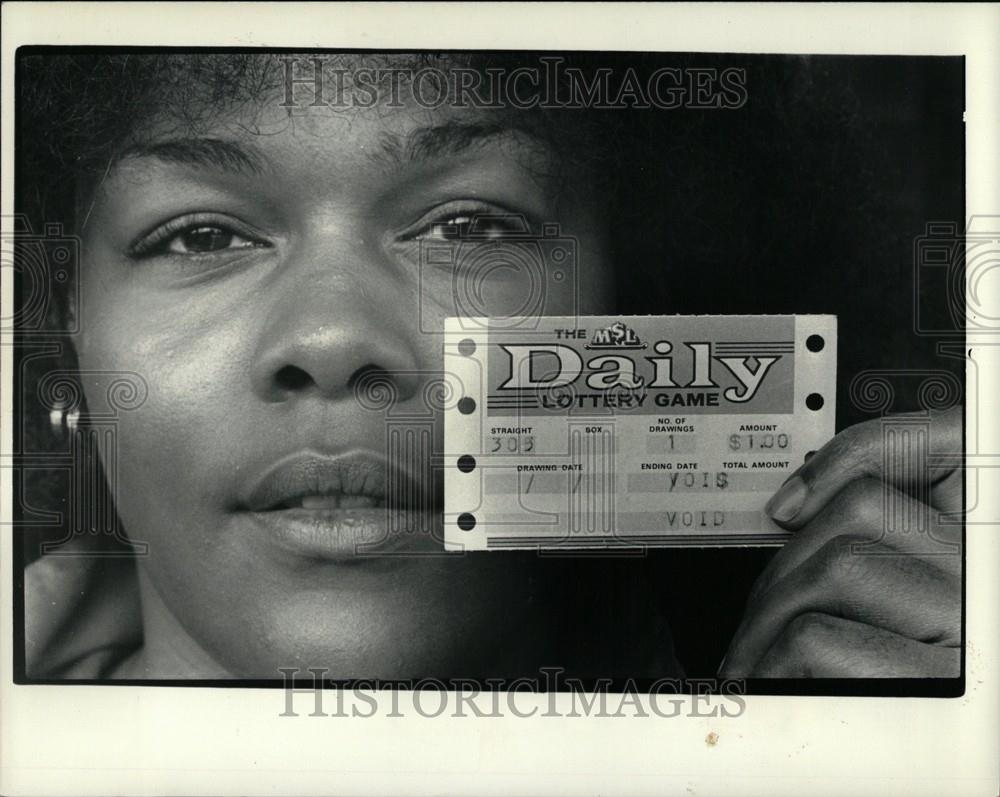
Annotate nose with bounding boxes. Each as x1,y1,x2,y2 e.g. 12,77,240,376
250,253,424,405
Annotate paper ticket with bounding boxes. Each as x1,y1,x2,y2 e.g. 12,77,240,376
443,315,837,550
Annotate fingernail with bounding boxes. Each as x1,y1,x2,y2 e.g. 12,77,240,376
765,475,808,522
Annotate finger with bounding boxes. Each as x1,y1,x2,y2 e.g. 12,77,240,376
747,476,962,609
764,406,963,529
751,612,960,678
720,537,961,677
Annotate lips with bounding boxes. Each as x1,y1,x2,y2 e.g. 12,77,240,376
240,451,441,560
297,494,380,510
243,454,393,512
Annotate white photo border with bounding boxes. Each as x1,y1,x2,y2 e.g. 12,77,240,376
1,3,998,796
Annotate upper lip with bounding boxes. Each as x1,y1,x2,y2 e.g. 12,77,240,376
242,451,422,512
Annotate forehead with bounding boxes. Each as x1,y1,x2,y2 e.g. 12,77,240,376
128,53,531,136
119,53,560,179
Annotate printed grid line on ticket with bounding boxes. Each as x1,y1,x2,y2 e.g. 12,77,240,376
444,315,837,550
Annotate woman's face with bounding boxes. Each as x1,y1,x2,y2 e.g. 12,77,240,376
75,63,614,677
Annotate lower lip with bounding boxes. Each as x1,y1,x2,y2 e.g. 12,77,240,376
245,506,443,562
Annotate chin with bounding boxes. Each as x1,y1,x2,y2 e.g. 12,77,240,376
199,569,499,680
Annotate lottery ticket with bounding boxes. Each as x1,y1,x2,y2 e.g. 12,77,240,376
443,315,837,550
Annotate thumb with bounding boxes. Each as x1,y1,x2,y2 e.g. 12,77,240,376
764,406,962,530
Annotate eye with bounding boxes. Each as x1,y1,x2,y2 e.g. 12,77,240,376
408,208,533,242
169,225,255,254
128,214,270,259
421,214,477,241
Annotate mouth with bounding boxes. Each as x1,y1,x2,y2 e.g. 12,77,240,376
244,453,393,512
273,494,384,510
241,452,442,560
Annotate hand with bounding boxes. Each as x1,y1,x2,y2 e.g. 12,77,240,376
719,406,962,677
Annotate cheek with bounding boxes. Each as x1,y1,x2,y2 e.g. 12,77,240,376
74,282,249,535
576,235,615,315
73,285,269,656
422,242,609,321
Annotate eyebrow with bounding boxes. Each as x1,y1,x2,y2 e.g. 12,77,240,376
117,122,546,176
372,122,547,167
119,137,268,175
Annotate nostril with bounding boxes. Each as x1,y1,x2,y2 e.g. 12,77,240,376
275,364,314,392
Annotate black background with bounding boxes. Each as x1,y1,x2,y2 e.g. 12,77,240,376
609,54,965,676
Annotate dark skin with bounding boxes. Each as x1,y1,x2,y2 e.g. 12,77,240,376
75,84,614,678
722,408,962,677
72,64,961,679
